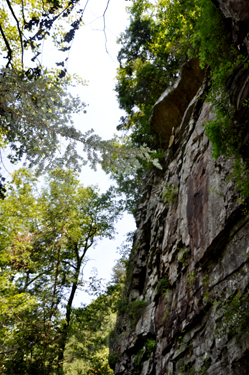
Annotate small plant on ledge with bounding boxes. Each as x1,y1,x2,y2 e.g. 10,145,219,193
108,353,120,368
129,299,148,327
162,184,178,205
187,270,196,288
157,275,170,296
177,248,189,266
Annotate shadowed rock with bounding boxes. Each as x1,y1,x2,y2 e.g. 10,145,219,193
150,58,205,148
214,0,249,22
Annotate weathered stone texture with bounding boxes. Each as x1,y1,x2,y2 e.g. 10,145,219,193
110,70,249,375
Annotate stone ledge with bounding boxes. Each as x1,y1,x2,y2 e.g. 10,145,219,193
149,58,205,148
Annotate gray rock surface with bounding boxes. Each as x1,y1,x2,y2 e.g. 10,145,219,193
109,3,249,374
214,0,249,22
110,70,249,374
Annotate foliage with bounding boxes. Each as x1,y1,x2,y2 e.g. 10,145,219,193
108,354,119,368
157,276,170,296
87,363,113,375
162,184,178,204
0,168,120,374
129,300,148,326
0,67,161,189
215,287,249,339
177,248,188,266
187,271,196,288
63,259,127,374
0,68,87,173
134,348,144,369
116,297,148,327
0,0,86,70
0,0,82,195
116,0,231,141
188,0,249,199
145,339,156,358
115,0,193,148
0,0,162,199
133,339,156,372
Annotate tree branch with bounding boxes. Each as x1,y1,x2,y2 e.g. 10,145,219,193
6,0,24,67
0,104,153,159
0,23,12,67
103,0,111,55
24,268,53,290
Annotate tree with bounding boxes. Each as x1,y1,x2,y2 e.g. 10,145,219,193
63,259,126,375
0,0,87,70
109,0,201,212
115,0,233,148
0,0,85,197
0,168,121,374
0,0,161,199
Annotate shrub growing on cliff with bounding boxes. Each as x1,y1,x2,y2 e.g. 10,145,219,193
215,287,249,339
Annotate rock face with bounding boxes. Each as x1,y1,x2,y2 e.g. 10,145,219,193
213,0,249,52
109,3,249,375
150,58,205,148
215,0,249,22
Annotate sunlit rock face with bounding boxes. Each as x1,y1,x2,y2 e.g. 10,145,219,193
109,3,249,375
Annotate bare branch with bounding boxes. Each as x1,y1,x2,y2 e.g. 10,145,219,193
0,23,12,67
6,0,24,67
103,0,111,55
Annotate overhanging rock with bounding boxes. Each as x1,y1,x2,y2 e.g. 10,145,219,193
149,58,205,148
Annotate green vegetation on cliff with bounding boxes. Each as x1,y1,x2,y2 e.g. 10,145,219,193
115,0,249,200
115,0,230,146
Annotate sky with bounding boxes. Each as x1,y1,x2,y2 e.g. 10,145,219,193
50,0,136,305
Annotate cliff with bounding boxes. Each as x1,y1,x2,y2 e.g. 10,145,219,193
109,1,249,374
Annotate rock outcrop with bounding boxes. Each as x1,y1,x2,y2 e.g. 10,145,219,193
109,2,249,374
150,58,205,148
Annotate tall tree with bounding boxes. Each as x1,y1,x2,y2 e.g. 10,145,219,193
0,168,121,374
